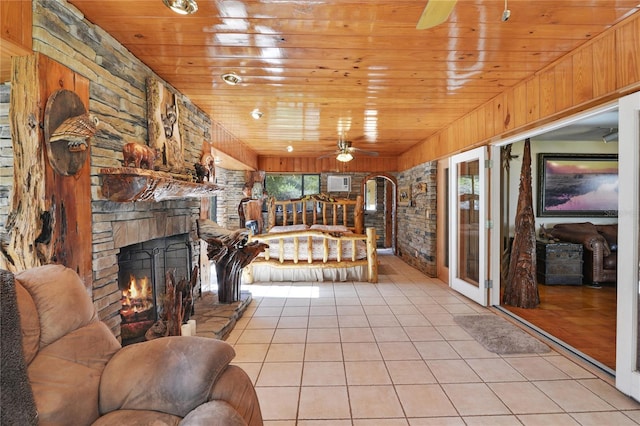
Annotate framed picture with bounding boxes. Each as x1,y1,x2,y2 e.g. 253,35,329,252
537,153,618,217
398,185,411,206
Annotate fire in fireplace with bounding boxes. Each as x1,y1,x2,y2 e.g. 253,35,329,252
118,234,191,345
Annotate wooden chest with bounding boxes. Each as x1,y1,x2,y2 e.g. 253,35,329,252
536,240,583,285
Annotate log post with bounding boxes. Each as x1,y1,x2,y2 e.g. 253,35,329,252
366,227,378,283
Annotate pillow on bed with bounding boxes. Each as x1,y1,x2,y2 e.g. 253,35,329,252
269,224,310,233
310,224,351,233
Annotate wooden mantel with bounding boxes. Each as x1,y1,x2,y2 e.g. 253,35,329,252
100,167,222,202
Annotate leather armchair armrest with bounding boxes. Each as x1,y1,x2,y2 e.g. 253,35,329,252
98,336,235,418
548,229,611,256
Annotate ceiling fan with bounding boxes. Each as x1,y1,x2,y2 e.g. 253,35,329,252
416,0,457,30
318,138,379,163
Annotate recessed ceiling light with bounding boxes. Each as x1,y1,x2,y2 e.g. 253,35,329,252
286,145,294,152
162,0,198,15
251,109,263,120
221,72,242,85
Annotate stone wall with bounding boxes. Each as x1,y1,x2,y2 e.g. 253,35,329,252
0,84,10,228
396,162,437,276
32,0,213,337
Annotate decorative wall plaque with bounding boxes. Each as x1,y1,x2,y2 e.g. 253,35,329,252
147,77,184,173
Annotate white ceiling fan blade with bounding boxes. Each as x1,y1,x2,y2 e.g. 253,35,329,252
349,147,379,157
416,0,457,30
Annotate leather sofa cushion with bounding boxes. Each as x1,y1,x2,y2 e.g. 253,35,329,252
28,321,120,425
15,281,40,365
92,409,181,426
16,264,98,349
604,252,617,270
181,400,248,425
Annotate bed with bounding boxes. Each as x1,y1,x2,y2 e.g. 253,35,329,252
244,194,378,283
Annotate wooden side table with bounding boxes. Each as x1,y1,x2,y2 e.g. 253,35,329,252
536,239,583,285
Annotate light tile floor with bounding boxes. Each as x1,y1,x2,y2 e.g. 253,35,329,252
222,252,640,425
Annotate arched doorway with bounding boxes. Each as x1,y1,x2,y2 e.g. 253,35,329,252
361,173,398,254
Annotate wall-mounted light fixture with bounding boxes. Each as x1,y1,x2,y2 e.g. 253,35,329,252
221,72,242,85
602,129,618,143
251,109,263,120
162,0,198,15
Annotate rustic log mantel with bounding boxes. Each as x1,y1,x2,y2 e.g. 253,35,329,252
100,167,222,202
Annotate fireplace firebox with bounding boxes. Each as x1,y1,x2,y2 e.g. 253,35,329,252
118,233,191,345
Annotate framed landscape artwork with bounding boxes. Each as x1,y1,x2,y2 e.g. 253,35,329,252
537,153,618,217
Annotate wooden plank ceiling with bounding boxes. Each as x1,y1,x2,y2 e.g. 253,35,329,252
68,0,639,160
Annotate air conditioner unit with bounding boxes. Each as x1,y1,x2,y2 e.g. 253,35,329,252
327,175,351,192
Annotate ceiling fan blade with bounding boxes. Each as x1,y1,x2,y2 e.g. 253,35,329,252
416,0,457,30
349,147,379,156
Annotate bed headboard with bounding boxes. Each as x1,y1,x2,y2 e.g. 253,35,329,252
267,194,364,234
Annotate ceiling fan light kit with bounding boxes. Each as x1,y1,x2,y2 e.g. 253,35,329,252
162,0,198,15
336,152,354,162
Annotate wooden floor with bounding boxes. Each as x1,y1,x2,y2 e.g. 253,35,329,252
502,283,617,371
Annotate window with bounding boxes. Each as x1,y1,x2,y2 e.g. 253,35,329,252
365,179,377,211
265,174,320,200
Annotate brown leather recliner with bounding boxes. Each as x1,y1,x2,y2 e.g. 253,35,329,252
549,222,617,286
7,264,263,425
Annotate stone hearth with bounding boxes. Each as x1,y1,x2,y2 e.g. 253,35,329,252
190,291,252,340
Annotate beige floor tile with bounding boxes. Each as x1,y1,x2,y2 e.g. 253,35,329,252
368,315,401,327
404,326,444,341
309,305,337,316
306,327,340,343
353,419,408,425
263,421,296,426
372,326,410,342
384,296,411,305
533,380,615,412
298,421,351,426
569,411,639,425
461,415,522,425
435,325,472,340
337,305,366,315
233,343,270,362
386,360,436,385
449,340,499,359
307,315,338,328
442,304,478,315
277,315,309,329
378,341,422,360
257,362,303,387
489,382,562,414
389,305,421,315
578,378,640,410
342,342,382,361
231,361,262,385
334,296,361,305
542,355,596,379
363,305,394,315
302,361,346,386
237,328,275,344
442,383,510,416
505,356,570,381
254,306,284,317
272,328,307,343
427,359,481,383
281,306,309,316
259,297,287,307
407,417,465,425
298,386,351,419
395,384,458,417
255,386,300,421
265,343,306,362
349,385,405,418
517,413,581,426
422,313,457,325
396,314,431,327
345,360,392,385
465,358,525,382
340,327,376,342
305,342,343,361
414,341,461,360
284,298,311,306
622,410,640,423
246,316,280,329
337,315,370,327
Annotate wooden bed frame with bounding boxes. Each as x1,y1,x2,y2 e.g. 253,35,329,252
246,194,378,283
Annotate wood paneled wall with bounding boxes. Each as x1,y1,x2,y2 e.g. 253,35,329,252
258,155,398,173
212,121,259,170
399,12,640,169
0,0,32,82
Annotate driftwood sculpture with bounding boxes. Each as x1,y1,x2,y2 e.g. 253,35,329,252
503,139,540,308
201,221,268,303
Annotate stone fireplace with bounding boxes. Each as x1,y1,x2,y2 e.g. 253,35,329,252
118,233,191,345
